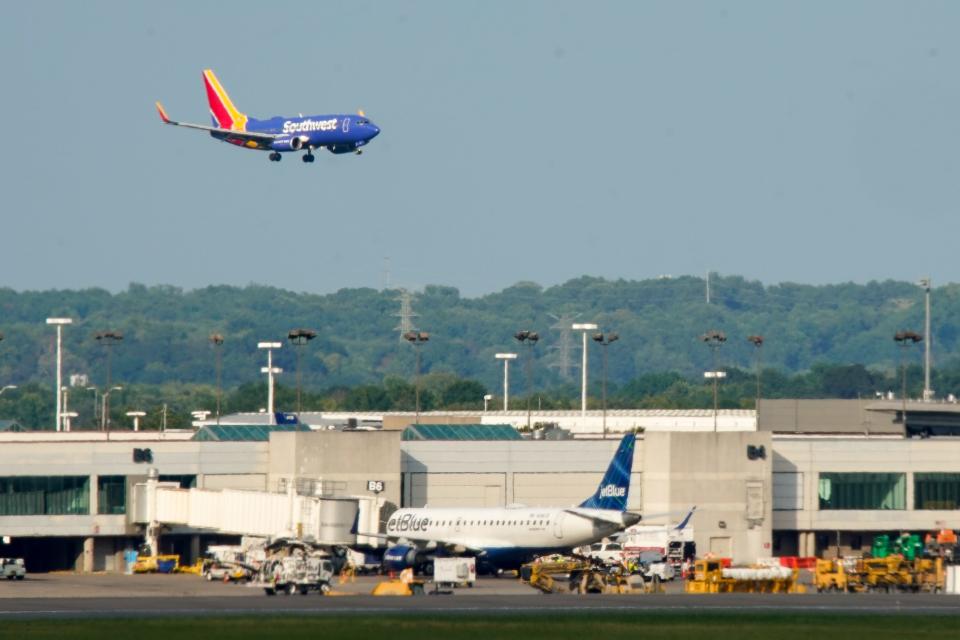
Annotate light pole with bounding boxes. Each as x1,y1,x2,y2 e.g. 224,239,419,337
701,330,727,432
403,332,430,424
894,330,923,425
86,386,99,428
918,278,933,400
209,334,224,425
288,328,317,419
483,394,493,412
592,332,619,440
102,386,122,433
495,353,517,411
257,342,283,425
95,331,123,431
747,335,764,420
126,411,146,432
514,330,540,431
0,385,17,396
46,317,73,432
572,323,598,416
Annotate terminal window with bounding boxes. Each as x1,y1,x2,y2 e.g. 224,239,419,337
0,476,89,516
914,473,960,510
818,472,905,510
97,476,126,515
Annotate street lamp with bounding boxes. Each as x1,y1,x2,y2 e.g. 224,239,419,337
86,386,99,428
209,334,224,425
592,332,619,440
403,331,429,424
46,317,73,432
514,330,540,431
483,394,493,412
257,342,283,425
747,335,764,420
701,330,727,432
0,385,17,396
102,386,122,433
95,331,123,431
126,411,146,432
917,278,933,400
288,328,317,419
894,330,923,425
572,323,598,416
494,353,518,411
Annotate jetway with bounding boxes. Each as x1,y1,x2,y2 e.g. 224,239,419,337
131,470,384,555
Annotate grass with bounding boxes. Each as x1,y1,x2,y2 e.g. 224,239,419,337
1,613,958,640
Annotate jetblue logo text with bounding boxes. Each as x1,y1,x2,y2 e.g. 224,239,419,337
599,484,626,498
282,118,338,134
387,514,431,533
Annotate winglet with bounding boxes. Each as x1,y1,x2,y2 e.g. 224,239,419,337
675,506,696,531
156,101,172,124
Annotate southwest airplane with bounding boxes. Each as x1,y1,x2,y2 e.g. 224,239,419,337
377,433,641,574
156,70,380,163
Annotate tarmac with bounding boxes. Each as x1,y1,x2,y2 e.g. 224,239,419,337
0,574,956,618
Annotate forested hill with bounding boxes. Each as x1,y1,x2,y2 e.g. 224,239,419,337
0,275,955,392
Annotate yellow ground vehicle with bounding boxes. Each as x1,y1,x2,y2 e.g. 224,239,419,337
684,559,805,594
520,559,652,594
814,555,945,593
132,554,180,574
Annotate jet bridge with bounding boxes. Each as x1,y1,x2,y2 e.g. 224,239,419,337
130,470,380,555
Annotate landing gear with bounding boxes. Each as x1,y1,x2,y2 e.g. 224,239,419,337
355,149,363,155
268,152,281,162
302,153,315,163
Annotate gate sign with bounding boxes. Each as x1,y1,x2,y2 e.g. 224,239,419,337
367,480,385,493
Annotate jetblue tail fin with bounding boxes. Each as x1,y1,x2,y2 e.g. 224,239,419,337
579,433,636,511
202,69,248,131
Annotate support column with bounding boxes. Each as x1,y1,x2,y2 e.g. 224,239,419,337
89,474,98,517
190,535,201,566
82,537,94,573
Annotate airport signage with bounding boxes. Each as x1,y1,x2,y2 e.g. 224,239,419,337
367,480,385,493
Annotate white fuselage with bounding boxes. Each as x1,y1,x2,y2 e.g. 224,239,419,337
385,505,631,553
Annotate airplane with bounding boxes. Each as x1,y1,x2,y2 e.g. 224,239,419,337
156,70,380,163
374,433,641,574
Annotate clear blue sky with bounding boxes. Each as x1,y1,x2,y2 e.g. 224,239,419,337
2,1,958,296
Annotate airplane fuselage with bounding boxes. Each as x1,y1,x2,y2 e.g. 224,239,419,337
384,505,638,570
212,113,380,154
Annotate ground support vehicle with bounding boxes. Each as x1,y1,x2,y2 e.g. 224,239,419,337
203,560,254,583
815,556,944,593
685,559,805,594
521,558,656,594
132,554,180,574
432,557,476,588
252,540,334,596
0,558,25,580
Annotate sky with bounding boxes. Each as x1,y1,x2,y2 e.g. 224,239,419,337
2,1,959,297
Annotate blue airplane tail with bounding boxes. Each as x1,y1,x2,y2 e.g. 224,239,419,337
579,433,636,511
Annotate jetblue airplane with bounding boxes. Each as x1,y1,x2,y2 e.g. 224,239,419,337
377,433,640,574
156,70,380,163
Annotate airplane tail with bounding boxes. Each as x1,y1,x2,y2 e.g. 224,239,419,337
579,433,636,511
202,69,248,131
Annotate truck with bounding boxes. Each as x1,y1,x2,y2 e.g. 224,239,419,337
0,558,25,580
577,541,624,566
252,539,335,596
432,557,476,588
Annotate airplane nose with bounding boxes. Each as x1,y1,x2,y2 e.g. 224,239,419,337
369,124,380,138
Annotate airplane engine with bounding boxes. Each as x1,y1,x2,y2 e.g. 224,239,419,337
271,136,310,152
382,545,418,572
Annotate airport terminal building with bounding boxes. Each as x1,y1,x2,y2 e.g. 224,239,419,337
0,399,958,572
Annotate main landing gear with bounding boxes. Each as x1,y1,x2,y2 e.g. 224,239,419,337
302,152,315,163
268,152,282,162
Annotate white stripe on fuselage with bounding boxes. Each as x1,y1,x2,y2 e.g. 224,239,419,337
385,506,624,551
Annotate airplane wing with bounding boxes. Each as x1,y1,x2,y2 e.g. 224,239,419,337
359,530,488,556
563,508,629,527
156,102,279,144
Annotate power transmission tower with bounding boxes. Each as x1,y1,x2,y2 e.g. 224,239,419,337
393,289,419,341
547,312,580,382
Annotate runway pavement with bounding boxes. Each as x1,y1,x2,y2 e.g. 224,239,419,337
0,574,956,618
